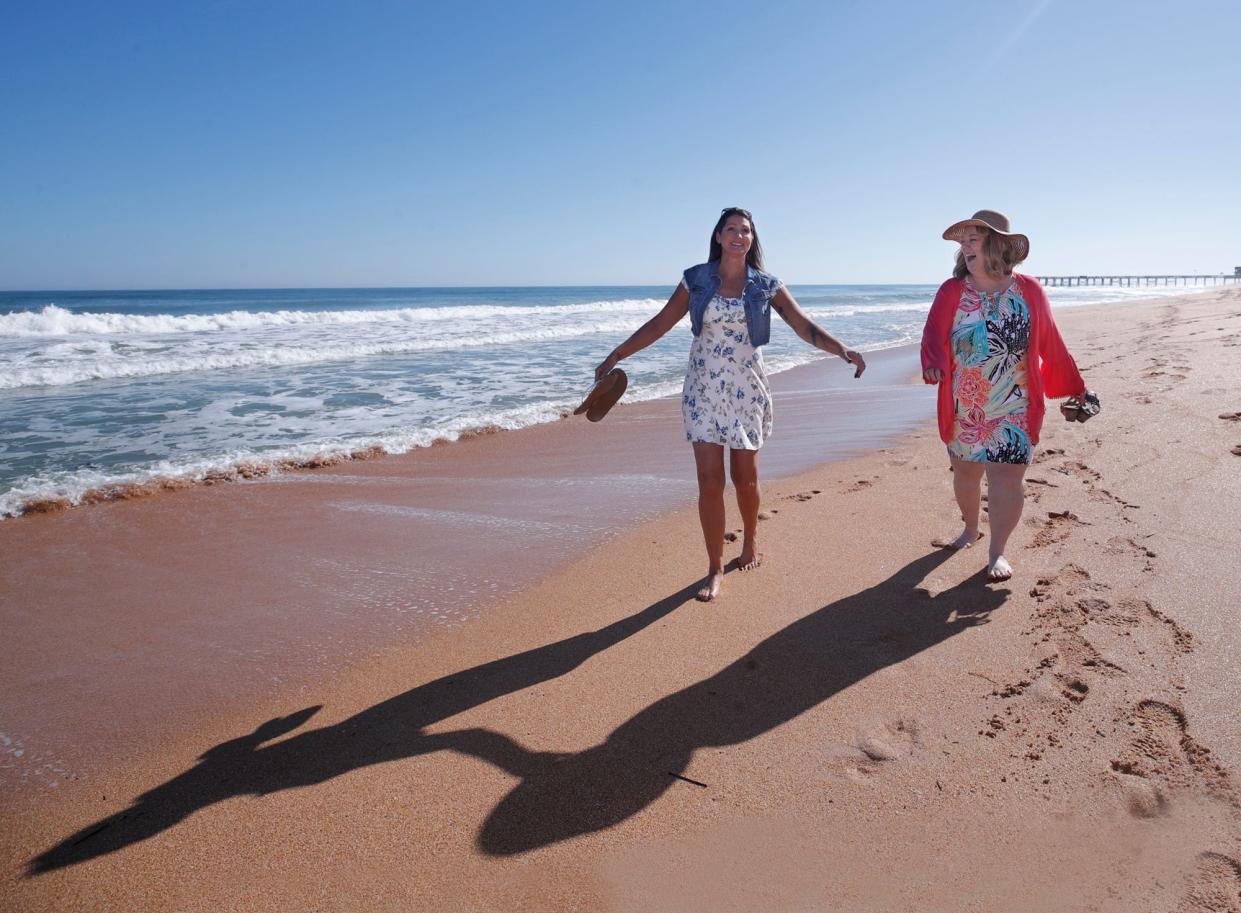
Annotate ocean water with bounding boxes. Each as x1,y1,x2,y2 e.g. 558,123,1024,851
0,282,1199,517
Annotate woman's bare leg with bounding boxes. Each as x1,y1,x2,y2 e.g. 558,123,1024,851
984,462,1027,580
692,442,727,601
936,456,986,549
729,448,762,570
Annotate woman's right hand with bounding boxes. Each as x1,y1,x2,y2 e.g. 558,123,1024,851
923,368,944,384
595,352,619,381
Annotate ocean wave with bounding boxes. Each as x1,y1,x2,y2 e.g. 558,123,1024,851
0,299,666,338
0,335,915,518
0,387,635,517
0,316,669,389
805,302,931,318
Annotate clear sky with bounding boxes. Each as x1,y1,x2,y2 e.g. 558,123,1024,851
3,0,1238,289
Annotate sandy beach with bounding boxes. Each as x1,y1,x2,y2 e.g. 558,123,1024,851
3,287,1240,911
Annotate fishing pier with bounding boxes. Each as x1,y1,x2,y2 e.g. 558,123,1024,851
1036,271,1241,288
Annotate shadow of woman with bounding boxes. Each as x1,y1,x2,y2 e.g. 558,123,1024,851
467,547,1005,854
28,580,703,874
32,549,1003,872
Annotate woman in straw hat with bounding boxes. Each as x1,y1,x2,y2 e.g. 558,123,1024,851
595,207,867,602
921,210,1090,581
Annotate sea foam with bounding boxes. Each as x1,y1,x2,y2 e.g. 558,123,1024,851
0,299,665,338
0,316,662,389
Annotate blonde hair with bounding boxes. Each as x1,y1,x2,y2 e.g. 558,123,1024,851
952,228,1026,280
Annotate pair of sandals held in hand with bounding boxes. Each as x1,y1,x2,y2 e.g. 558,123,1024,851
1060,390,1102,423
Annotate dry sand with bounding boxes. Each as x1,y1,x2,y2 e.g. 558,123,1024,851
2,287,1240,912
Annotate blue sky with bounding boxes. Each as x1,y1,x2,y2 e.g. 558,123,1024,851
2,0,1238,288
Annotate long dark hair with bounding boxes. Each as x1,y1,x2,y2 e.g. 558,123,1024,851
708,207,764,270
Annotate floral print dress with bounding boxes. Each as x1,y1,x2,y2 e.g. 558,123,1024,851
681,292,773,450
948,278,1033,464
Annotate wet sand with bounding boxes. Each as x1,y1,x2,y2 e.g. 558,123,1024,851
3,288,1241,911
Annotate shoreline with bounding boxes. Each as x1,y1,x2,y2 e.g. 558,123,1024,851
0,338,921,521
4,287,1241,910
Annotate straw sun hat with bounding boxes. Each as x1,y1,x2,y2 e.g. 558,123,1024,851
942,209,1030,262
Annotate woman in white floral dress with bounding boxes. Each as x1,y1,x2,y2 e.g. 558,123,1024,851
596,208,867,602
681,290,773,451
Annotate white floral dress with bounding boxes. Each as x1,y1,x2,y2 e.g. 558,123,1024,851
681,292,773,449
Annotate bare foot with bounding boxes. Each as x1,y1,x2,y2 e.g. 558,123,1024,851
738,539,762,571
933,528,983,550
987,555,1013,581
696,569,724,602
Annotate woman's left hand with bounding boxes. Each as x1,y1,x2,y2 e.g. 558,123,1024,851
595,352,619,381
843,349,866,378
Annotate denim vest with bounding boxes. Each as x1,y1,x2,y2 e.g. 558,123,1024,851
682,261,780,347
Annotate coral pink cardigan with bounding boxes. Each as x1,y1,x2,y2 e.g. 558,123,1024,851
920,274,1085,446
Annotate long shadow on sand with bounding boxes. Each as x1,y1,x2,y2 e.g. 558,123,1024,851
472,548,1003,853
29,579,702,873
31,549,1000,872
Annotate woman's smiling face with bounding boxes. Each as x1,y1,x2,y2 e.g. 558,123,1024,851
959,227,988,277
715,214,753,258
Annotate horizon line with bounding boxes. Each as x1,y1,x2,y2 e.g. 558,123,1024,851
3,272,1236,295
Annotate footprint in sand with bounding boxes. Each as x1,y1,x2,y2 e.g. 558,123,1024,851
822,719,920,782
1052,460,1102,482
1035,566,1193,658
1142,356,1190,384
1020,625,1123,707
1091,488,1140,514
1180,852,1241,913
1115,771,1169,818
1105,535,1157,560
854,717,919,763
1025,511,1087,549
1027,564,1093,603
1110,700,1235,803
1051,631,1125,682
1126,598,1195,654
1022,566,1150,697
